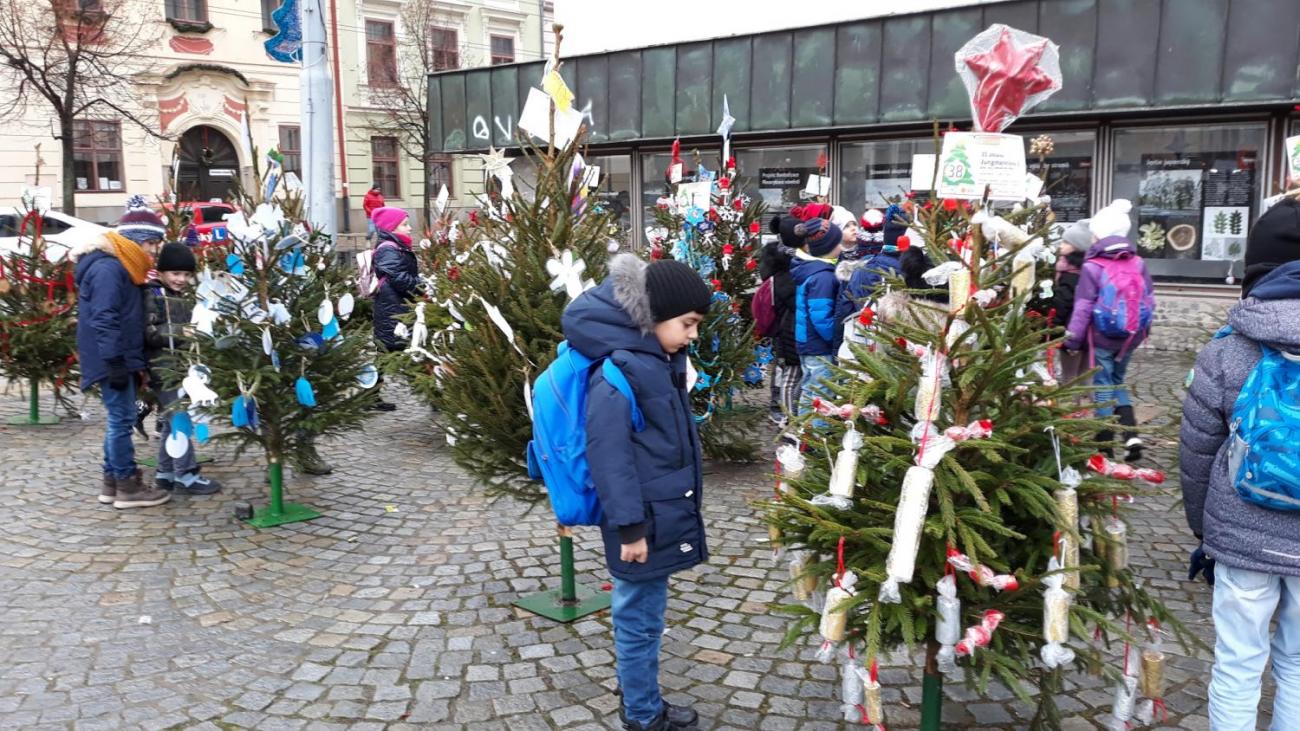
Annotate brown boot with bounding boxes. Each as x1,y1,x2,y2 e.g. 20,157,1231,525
98,475,116,505
112,470,172,509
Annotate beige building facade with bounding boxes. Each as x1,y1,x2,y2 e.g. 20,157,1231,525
0,0,550,232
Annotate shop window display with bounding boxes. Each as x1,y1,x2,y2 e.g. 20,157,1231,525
1111,124,1266,279
734,145,828,214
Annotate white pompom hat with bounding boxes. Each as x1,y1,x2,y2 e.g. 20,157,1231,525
1089,199,1133,240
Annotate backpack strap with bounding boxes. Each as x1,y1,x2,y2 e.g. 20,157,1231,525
600,359,645,433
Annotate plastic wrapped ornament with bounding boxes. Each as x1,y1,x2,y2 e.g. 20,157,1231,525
1110,674,1138,730
880,466,934,603
814,426,862,510
1054,487,1080,590
790,550,818,602
914,348,946,424
840,654,864,722
948,267,972,312
955,610,1005,658
861,665,885,730
1040,557,1075,668
1136,630,1168,724
820,571,858,644
1104,516,1129,587
935,574,962,674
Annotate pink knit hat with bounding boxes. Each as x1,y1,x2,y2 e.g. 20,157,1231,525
371,206,409,233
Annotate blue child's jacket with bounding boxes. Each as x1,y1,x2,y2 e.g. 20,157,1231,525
561,254,707,582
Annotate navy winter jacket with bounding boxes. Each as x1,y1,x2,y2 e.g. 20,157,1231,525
791,252,840,356
561,254,707,582
1181,261,1300,576
371,231,420,351
759,241,799,366
73,243,146,389
835,252,902,324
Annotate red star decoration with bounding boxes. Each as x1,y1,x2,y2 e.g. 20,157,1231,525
964,27,1056,133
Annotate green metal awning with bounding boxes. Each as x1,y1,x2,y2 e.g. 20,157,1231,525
428,0,1300,153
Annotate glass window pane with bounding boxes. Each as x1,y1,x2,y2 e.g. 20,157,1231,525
1111,124,1266,277
1027,130,1095,225
839,138,930,213
73,159,93,190
735,144,827,214
95,157,121,189
366,20,391,41
589,154,632,244
640,148,720,230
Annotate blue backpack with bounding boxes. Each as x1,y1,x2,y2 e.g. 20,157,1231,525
1218,327,1300,510
526,342,643,526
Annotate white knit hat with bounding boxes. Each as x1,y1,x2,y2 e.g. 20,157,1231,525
829,206,857,231
1089,199,1133,240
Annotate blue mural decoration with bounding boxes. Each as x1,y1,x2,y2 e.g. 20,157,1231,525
264,0,303,64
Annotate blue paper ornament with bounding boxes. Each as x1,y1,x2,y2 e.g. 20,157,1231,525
226,253,245,275
694,372,714,392
685,207,705,225
754,344,774,365
279,249,306,275
356,364,379,389
743,364,764,385
194,423,210,444
231,395,260,430
697,220,715,234
296,332,325,351
263,0,302,63
295,376,317,408
170,411,193,437
321,317,340,341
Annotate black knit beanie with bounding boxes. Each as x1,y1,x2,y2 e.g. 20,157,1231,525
155,242,196,273
645,260,712,322
1243,197,1300,297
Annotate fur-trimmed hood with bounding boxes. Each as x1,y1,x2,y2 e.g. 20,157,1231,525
561,253,666,360
69,234,116,262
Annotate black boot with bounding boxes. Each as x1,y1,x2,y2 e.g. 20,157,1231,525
1116,405,1143,463
1096,429,1115,458
620,702,698,730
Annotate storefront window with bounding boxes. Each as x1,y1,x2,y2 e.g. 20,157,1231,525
734,144,828,214
839,138,930,214
1026,130,1095,224
498,153,633,244
1112,123,1266,280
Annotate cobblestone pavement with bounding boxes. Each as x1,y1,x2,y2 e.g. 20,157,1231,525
0,350,1249,730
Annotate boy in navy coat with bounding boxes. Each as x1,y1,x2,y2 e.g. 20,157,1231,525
561,254,712,731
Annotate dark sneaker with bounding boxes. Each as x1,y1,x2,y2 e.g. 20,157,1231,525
155,473,175,491
98,475,116,505
297,454,334,476
620,703,698,730
1124,437,1144,464
173,474,222,495
368,399,397,412
113,471,172,509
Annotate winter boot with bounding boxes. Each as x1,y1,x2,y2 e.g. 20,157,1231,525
368,398,397,412
295,446,334,476
1116,405,1143,463
99,474,116,505
622,708,692,731
1096,429,1116,459
112,470,172,509
620,702,698,729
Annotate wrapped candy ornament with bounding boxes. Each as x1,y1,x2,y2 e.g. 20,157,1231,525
1040,557,1075,668
860,661,885,731
820,571,857,645
1110,675,1138,730
955,610,1005,658
814,426,863,510
1055,486,1081,590
947,547,1020,592
1088,453,1165,484
880,466,935,603
954,24,1063,134
914,348,947,424
840,654,865,722
789,550,819,602
935,574,962,674
948,267,972,312
1103,516,1129,588
1136,624,1169,724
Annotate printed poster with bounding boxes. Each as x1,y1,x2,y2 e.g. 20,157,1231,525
936,132,1027,201
757,167,816,211
1136,152,1255,261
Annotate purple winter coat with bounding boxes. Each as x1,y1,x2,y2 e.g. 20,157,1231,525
1063,236,1153,353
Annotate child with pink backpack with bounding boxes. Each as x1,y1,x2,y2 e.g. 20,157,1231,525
1064,199,1156,462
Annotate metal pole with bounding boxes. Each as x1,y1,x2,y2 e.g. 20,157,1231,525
921,639,943,731
300,0,336,235
268,460,285,517
558,524,577,604
28,377,39,423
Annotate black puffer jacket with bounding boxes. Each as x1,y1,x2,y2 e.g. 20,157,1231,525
371,231,420,351
761,241,799,365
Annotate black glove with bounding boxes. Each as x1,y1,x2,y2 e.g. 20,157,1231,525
1188,544,1215,586
106,359,130,391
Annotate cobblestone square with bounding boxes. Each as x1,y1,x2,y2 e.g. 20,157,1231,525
0,351,1247,729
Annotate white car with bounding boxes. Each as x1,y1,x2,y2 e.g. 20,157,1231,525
0,207,108,261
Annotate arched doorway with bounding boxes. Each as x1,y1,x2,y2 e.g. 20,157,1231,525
176,125,240,202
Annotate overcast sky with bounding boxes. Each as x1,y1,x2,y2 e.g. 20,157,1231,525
554,0,999,56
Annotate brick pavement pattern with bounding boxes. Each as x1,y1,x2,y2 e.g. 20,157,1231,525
0,351,1251,730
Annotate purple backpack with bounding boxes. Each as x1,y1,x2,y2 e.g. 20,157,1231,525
1089,255,1155,341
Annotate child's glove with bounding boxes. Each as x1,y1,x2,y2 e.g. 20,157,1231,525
1187,544,1215,586
106,359,130,391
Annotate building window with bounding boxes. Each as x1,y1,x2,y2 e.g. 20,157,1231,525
372,137,400,198
366,20,397,87
165,0,207,23
428,154,453,197
72,119,122,192
428,27,458,71
278,125,301,177
640,148,719,232
261,0,279,33
490,35,514,65
736,144,829,214
1111,123,1267,281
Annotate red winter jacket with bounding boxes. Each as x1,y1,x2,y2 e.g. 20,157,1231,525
363,190,385,219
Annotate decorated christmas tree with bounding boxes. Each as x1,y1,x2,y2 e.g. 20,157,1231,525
419,34,620,498
0,191,79,425
173,152,380,526
765,24,1197,730
645,143,768,460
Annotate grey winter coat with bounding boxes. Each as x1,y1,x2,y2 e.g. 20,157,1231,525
1180,262,1300,575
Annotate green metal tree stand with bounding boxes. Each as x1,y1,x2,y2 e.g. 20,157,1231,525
514,525,611,622
244,460,322,528
7,378,59,425
921,639,943,731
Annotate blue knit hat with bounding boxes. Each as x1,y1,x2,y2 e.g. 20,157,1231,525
795,218,844,257
882,204,907,251
116,194,166,244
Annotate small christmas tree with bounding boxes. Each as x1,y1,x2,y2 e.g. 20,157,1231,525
0,193,79,425
176,152,381,526
645,146,767,460
765,195,1196,728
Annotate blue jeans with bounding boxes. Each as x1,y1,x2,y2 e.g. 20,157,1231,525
797,355,835,417
1091,348,1132,419
366,219,376,237
612,575,669,725
1209,564,1300,730
100,379,138,479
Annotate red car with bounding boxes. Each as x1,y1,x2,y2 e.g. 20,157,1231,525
161,201,237,243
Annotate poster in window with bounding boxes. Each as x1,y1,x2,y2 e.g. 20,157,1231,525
757,167,816,211
1039,156,1091,223
863,162,913,209
1136,152,1255,261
